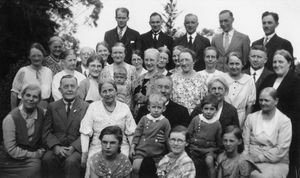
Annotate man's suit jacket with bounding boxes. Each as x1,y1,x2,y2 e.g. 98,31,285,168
140,30,174,69
252,34,293,71
136,100,191,128
42,97,89,152
211,30,250,72
243,67,273,112
174,33,210,71
104,27,141,64
190,101,239,130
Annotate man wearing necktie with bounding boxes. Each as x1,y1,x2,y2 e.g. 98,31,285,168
104,7,141,64
42,75,89,178
174,13,210,71
252,11,293,71
211,10,250,72
140,12,174,69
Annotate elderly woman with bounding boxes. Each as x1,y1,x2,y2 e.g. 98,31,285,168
89,126,132,178
42,36,64,75
1,84,45,178
243,87,292,178
80,80,136,178
11,42,53,110
157,46,172,76
259,49,300,176
77,54,104,103
171,48,207,114
157,125,195,178
223,51,256,128
169,45,184,74
191,76,239,130
131,50,147,77
76,47,95,77
96,41,110,67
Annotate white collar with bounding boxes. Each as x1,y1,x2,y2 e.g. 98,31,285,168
146,113,165,122
187,32,197,40
18,104,38,120
223,29,234,37
265,32,276,40
250,67,264,77
198,114,218,124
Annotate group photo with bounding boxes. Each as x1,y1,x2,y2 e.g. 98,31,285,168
0,0,299,178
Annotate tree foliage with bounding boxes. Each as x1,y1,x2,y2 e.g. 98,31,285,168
162,0,182,38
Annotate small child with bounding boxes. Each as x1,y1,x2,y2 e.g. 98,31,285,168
187,94,222,178
113,66,132,108
130,93,171,178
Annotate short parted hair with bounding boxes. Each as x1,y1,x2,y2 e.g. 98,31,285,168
154,75,173,88
274,49,294,63
150,12,162,20
169,125,190,143
132,49,142,58
99,125,123,153
98,79,118,94
219,10,233,17
250,45,267,54
144,48,160,59
59,75,78,87
96,41,109,51
147,92,167,106
158,46,171,57
200,94,219,110
112,42,126,53
86,54,105,68
184,13,198,22
80,47,95,55
260,87,278,100
223,125,244,153
207,76,229,94
180,48,196,62
173,45,185,53
114,66,128,77
262,11,279,23
59,49,76,60
115,7,129,17
21,84,42,100
227,51,243,64
48,36,63,46
204,46,219,59
29,42,47,57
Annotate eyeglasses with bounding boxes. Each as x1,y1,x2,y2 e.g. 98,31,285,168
169,138,186,145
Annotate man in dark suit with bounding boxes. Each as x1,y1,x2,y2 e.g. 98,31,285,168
42,75,89,178
75,47,94,77
243,45,273,112
174,13,210,71
252,11,293,71
140,12,174,69
104,7,141,64
211,10,250,71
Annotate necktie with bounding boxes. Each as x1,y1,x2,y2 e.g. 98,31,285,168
263,37,268,46
153,33,158,48
118,28,123,41
223,33,230,51
253,72,256,82
188,35,193,49
67,102,71,117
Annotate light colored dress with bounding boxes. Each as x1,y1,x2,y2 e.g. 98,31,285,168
157,151,196,178
171,72,207,114
80,100,136,178
197,69,224,85
224,73,256,127
243,109,292,178
11,65,53,100
77,78,101,102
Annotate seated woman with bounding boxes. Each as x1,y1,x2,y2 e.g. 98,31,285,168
77,54,104,103
243,87,292,178
89,126,132,178
0,84,45,178
217,125,260,178
157,125,196,178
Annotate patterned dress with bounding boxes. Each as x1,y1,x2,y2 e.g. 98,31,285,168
42,55,62,75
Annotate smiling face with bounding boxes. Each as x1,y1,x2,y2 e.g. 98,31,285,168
29,48,44,68
169,132,188,155
80,48,94,66
97,44,110,62
149,15,162,32
111,46,125,64
88,60,102,78
223,132,241,154
101,134,121,159
131,54,143,69
262,15,278,36
184,15,198,35
144,52,158,72
172,49,181,67
155,77,172,100
228,55,243,77
204,49,218,69
49,41,63,57
219,12,234,32
100,82,117,105
259,90,278,113
22,88,41,111
273,54,291,77
180,52,194,73
59,77,78,101
249,49,267,70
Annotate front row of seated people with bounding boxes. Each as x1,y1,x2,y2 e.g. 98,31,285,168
1,73,292,178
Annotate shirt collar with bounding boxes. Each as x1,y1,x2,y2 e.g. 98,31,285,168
223,29,234,37
187,32,197,40
250,66,264,76
146,113,164,122
152,30,161,35
265,32,276,40
63,98,75,106
117,26,127,33
18,104,38,120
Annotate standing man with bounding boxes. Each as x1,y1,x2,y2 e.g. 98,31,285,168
42,75,89,178
211,10,250,72
252,11,293,71
140,12,174,69
104,7,141,64
174,13,210,71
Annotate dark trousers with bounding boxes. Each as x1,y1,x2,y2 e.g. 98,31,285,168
42,150,81,178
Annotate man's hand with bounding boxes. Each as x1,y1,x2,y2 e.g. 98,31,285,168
65,146,75,157
155,130,165,143
53,145,68,157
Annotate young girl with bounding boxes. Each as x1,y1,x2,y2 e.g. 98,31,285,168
187,94,222,178
130,93,171,178
113,66,132,108
217,125,260,178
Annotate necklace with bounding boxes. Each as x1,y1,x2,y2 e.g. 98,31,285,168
103,102,116,112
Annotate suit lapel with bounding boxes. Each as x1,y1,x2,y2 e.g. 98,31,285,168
66,98,82,129
55,100,68,129
226,31,238,54
217,34,226,55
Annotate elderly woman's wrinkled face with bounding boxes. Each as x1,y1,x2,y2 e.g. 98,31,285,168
228,56,243,76
209,81,226,101
168,132,187,155
172,49,181,67
273,54,291,77
49,41,63,57
259,90,278,113
100,82,117,104
131,54,143,69
144,52,158,72
112,46,125,64
101,134,120,158
158,52,169,69
97,45,110,62
180,52,194,73
30,48,44,67
88,60,102,78
22,89,40,111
